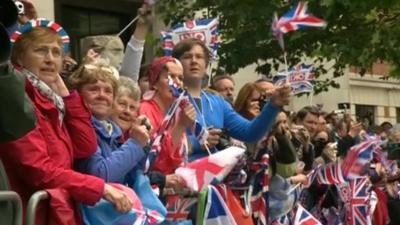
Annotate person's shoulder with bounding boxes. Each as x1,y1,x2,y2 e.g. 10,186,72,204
202,89,224,102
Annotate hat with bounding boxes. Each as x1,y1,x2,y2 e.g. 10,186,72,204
10,18,70,53
147,56,176,87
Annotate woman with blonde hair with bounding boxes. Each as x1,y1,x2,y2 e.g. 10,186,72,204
70,63,149,184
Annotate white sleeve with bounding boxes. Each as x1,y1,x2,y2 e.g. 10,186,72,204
120,36,145,81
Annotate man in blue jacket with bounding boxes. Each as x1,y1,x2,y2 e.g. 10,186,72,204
172,38,292,161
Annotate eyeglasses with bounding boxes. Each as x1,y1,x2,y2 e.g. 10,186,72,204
32,46,63,59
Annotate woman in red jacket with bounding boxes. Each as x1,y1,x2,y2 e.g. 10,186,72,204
0,20,132,225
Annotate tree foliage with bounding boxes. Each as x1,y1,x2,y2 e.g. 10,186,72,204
156,0,400,93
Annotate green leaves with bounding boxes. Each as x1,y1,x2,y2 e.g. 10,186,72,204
156,1,400,93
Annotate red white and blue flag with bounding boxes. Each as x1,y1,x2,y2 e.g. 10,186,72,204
161,18,219,59
144,79,208,173
273,1,326,34
316,162,346,185
345,178,371,225
175,147,245,192
274,64,316,95
250,154,269,225
293,204,322,225
271,1,326,50
341,139,379,180
165,195,197,221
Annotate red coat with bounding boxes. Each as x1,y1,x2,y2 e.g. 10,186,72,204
0,80,105,225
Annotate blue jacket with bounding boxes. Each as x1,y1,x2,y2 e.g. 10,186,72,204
188,91,280,161
75,117,145,184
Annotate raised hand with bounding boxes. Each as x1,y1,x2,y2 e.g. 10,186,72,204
49,74,69,97
270,83,292,107
129,117,150,146
177,104,196,128
201,128,222,150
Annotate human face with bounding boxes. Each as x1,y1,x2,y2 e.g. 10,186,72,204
80,80,114,120
214,78,235,103
318,115,327,132
111,94,139,132
179,45,207,82
301,113,319,137
275,112,289,132
18,41,63,86
246,90,262,117
154,62,184,102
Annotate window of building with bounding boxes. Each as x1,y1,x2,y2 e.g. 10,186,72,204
55,0,140,60
355,104,376,126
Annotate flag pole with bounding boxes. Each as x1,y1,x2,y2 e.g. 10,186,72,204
283,51,290,84
117,15,139,37
204,142,212,155
309,86,314,106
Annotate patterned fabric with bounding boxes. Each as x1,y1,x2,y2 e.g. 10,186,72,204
337,178,371,225
165,195,197,221
22,68,65,125
250,154,269,225
10,18,70,52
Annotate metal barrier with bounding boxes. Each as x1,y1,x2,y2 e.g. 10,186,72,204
26,191,49,225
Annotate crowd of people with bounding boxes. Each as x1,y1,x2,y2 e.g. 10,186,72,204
1,1,400,225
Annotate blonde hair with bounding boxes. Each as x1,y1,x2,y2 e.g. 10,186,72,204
11,27,63,65
68,62,118,95
116,76,141,101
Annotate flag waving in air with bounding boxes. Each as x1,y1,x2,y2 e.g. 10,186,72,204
175,147,245,192
273,1,326,34
272,1,326,50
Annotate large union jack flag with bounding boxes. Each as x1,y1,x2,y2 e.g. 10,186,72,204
273,1,326,34
346,178,371,225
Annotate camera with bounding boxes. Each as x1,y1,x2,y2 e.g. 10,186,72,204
258,94,269,110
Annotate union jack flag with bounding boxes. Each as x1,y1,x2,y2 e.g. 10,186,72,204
144,80,208,173
316,162,346,185
165,195,197,221
346,178,371,225
293,204,322,225
250,154,269,225
273,1,326,34
341,139,379,180
161,18,219,59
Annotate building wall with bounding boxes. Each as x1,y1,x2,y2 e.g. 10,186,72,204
35,0,55,20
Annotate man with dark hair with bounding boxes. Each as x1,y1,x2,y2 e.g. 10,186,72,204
211,75,235,104
295,106,320,138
